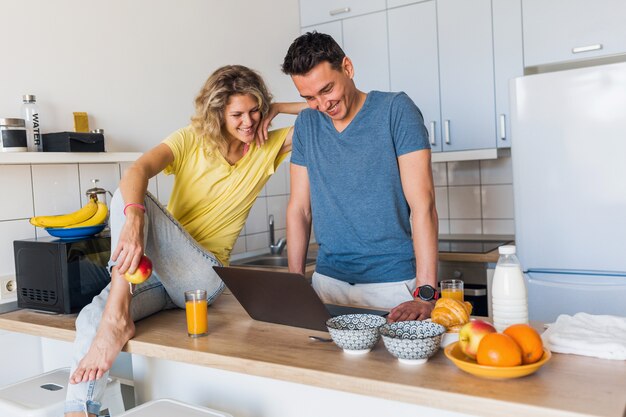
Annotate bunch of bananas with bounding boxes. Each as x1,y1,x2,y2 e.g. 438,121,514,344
30,196,109,229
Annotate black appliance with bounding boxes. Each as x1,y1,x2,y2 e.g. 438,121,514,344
42,131,105,152
14,235,111,314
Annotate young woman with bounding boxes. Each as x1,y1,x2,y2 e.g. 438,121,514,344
64,65,305,417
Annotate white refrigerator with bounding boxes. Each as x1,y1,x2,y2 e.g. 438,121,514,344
510,61,626,323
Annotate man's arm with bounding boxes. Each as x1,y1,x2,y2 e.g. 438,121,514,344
287,163,313,274
387,148,439,321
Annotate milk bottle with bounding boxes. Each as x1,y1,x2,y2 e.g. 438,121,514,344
491,245,528,332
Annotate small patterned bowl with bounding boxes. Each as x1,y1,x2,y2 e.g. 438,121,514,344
380,321,446,365
326,314,387,354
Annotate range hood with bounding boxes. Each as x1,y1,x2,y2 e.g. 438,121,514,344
431,147,510,163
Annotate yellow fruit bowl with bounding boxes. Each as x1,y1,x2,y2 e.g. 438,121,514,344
444,341,551,379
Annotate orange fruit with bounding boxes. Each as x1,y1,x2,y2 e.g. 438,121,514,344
504,324,544,364
476,333,522,367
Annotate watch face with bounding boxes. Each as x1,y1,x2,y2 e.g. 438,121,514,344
418,285,435,301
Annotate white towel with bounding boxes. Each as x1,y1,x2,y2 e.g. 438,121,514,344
542,313,626,360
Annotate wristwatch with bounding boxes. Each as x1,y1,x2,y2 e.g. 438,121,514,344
413,285,439,302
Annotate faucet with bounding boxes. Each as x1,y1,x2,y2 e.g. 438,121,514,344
268,214,287,255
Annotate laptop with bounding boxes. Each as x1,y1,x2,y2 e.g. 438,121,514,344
213,266,388,331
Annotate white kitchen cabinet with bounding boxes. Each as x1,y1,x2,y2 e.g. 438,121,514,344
388,1,442,152
302,12,388,93
120,162,158,198
492,0,523,148
438,0,496,151
301,20,343,47
342,11,389,93
31,164,81,217
298,0,524,153
523,0,626,67
156,172,175,206
0,165,34,221
387,0,427,8
0,220,35,276
78,163,121,207
299,0,385,27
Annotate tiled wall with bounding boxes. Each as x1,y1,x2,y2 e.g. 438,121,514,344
0,163,171,278
232,160,291,256
433,157,515,235
0,155,514,278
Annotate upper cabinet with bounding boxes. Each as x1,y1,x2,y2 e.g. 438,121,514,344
389,0,522,151
438,0,496,151
493,0,524,147
299,0,385,27
342,11,389,92
388,1,442,152
299,0,524,153
303,12,389,94
523,0,626,67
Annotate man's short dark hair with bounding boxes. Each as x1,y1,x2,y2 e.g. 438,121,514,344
282,31,346,75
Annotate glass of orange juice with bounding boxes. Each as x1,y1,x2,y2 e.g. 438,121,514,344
185,289,208,337
440,279,464,302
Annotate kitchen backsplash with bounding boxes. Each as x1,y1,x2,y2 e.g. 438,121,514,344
0,156,513,277
433,157,514,235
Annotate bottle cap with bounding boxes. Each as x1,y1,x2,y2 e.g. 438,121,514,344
498,245,516,255
0,118,26,127
22,94,36,103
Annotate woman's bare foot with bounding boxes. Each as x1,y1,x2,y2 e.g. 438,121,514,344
70,268,135,384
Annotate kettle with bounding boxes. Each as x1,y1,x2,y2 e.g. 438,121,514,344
85,178,113,204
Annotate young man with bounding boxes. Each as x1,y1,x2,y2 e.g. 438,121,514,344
282,32,439,321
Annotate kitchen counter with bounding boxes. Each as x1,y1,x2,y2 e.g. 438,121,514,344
1,295,624,417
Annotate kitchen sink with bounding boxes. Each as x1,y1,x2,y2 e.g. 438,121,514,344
232,255,316,268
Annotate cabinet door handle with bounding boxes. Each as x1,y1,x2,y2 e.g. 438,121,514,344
572,44,603,54
429,121,436,145
444,120,451,145
329,7,351,16
499,114,506,140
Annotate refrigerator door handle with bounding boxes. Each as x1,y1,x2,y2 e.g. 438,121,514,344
499,114,506,140
444,120,451,145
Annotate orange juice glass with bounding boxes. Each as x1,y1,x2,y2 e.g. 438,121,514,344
440,279,464,302
185,289,208,337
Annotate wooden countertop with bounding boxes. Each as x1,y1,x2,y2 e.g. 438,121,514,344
1,295,625,417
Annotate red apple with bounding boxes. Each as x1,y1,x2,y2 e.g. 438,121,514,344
458,319,497,360
124,255,153,284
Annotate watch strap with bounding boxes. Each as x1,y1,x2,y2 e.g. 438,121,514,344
413,285,440,301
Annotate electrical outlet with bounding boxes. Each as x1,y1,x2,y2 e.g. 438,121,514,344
0,276,17,300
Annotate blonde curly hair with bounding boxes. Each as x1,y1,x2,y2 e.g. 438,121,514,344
191,65,273,154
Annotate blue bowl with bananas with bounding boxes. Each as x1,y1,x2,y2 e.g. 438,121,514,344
46,224,107,239
31,196,109,240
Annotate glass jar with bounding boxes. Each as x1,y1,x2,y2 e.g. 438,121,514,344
0,118,28,152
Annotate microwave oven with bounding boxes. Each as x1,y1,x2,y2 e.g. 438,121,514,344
14,235,111,314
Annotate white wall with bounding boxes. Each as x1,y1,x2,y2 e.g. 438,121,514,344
0,0,302,152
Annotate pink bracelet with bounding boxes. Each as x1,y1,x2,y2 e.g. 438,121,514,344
123,203,146,216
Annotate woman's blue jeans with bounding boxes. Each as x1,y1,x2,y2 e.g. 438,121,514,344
64,189,224,415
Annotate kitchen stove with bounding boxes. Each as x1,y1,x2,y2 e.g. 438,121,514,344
438,239,512,254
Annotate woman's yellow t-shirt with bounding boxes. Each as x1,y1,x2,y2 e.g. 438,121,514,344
162,126,290,265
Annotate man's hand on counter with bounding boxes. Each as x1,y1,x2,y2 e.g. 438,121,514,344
387,299,435,322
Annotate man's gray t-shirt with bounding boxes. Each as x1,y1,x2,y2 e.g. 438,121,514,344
291,91,430,284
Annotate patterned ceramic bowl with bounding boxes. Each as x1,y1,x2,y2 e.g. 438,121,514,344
326,314,387,354
380,321,446,365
